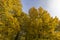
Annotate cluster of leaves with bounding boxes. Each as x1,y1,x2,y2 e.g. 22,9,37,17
0,0,60,40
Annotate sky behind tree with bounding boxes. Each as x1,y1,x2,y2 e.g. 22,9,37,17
21,0,60,19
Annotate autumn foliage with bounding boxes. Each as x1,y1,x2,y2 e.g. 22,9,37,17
0,0,60,40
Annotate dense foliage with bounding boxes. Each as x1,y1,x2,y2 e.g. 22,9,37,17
0,0,60,40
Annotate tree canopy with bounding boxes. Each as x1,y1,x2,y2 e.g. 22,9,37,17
0,0,60,40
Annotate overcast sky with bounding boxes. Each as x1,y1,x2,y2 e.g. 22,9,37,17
21,0,60,19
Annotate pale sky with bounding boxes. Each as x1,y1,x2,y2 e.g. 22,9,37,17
21,0,60,19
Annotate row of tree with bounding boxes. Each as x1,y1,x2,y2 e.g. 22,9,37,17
0,0,60,40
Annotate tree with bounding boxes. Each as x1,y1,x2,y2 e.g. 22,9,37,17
0,0,60,40
24,7,59,40
38,7,59,40
0,0,22,40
